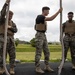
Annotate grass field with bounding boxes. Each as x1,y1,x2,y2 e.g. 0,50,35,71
16,44,62,52
15,52,71,62
7,44,71,62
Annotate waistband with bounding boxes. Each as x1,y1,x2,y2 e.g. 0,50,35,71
0,34,13,37
37,30,45,33
65,33,75,36
0,34,4,36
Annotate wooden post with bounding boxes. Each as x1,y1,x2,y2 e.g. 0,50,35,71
58,0,65,75
3,2,10,75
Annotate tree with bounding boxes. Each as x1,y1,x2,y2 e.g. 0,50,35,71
30,38,36,47
15,38,19,47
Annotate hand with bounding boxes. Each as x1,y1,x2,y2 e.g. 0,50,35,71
6,0,10,3
59,7,63,13
8,25,12,28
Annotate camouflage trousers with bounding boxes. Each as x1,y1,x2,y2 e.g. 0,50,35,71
35,32,50,67
0,34,16,68
63,35,75,64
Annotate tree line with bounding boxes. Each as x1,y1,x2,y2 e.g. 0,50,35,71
15,38,60,47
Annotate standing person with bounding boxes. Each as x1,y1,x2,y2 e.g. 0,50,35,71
35,6,62,73
0,0,17,74
62,12,75,69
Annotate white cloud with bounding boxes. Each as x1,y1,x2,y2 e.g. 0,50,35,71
0,0,75,42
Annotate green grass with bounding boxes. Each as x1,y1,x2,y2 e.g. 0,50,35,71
16,44,62,52
7,44,71,62
15,52,71,62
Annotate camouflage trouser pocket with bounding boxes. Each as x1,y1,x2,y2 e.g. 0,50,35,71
71,36,75,41
63,36,69,42
35,39,42,50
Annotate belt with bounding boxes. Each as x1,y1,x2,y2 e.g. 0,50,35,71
37,30,45,33
0,34,13,37
0,34,4,35
65,33,75,36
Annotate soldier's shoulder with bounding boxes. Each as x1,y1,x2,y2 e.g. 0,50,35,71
11,21,16,26
73,20,75,23
63,20,69,24
37,15,45,18
63,21,66,25
11,20,15,24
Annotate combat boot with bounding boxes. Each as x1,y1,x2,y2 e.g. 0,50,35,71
0,67,5,74
10,67,15,74
72,64,75,70
44,65,54,72
36,66,44,74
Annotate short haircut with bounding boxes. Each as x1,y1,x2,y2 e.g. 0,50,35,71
68,12,74,15
42,6,50,12
9,10,13,15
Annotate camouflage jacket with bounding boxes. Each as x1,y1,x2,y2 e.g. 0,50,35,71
0,3,17,36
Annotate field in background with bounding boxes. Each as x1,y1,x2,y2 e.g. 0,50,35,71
15,52,71,62
7,44,71,62
16,44,62,52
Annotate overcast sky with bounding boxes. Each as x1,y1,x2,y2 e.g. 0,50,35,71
0,0,75,42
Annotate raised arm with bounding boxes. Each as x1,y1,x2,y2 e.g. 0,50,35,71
0,0,10,19
45,8,63,21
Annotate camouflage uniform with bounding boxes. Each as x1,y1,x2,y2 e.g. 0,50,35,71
0,3,17,68
63,34,75,64
35,15,50,67
63,20,75,64
35,32,50,67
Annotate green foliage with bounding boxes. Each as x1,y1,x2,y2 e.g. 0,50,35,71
9,44,71,63
15,38,19,47
15,52,71,62
30,38,36,47
16,48,35,52
16,44,62,52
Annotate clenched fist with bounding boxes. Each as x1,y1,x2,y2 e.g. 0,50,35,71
6,0,10,3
